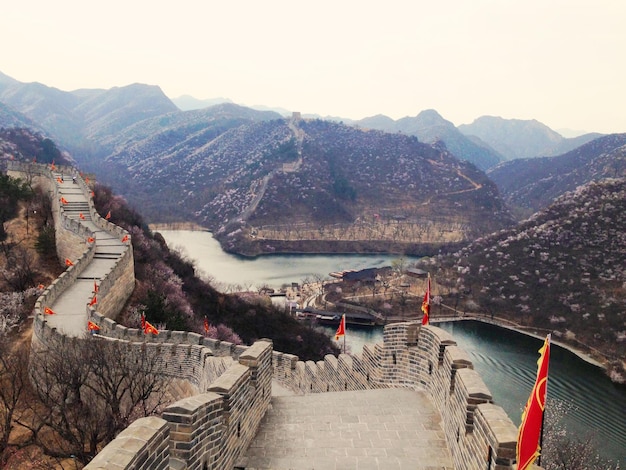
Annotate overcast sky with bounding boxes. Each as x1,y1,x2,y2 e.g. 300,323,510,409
3,0,625,134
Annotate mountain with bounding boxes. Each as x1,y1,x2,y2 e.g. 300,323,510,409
459,116,601,160
95,116,513,255
419,177,626,373
488,133,626,216
171,95,234,111
0,101,45,132
0,73,177,151
355,110,503,171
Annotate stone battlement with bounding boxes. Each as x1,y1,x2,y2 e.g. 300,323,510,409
8,162,520,470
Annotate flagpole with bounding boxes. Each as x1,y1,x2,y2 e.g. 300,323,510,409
537,334,551,466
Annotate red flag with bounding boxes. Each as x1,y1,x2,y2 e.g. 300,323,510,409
89,295,97,306
44,306,55,315
517,334,551,470
334,314,345,341
57,177,63,183
141,312,146,330
87,237,95,243
38,284,45,290
91,191,95,197
94,280,99,293
85,177,90,183
60,197,68,204
88,321,100,331
144,321,159,335
65,258,74,267
121,234,129,243
203,316,209,335
79,213,85,220
105,211,111,220
421,274,431,325
50,162,55,171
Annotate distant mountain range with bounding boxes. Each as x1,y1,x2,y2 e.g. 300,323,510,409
488,133,626,215
354,109,503,170
1,70,623,250
458,116,601,160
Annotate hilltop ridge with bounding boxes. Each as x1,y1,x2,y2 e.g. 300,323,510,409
420,177,626,376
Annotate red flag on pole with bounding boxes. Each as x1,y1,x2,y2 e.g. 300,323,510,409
89,295,97,306
87,236,95,243
421,274,431,325
94,280,99,293
44,307,55,315
121,234,129,243
88,321,100,331
60,197,68,204
79,213,85,220
105,211,111,220
204,316,209,335
335,314,346,341
144,321,159,335
65,258,74,267
517,334,551,470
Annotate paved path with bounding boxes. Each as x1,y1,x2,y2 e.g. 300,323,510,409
240,388,453,470
44,173,126,337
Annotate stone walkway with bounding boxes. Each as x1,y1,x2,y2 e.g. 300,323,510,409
240,388,453,470
43,173,126,337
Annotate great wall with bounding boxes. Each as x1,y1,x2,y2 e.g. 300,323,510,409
7,162,521,470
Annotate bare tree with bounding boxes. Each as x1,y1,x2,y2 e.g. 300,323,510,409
0,338,28,457
0,244,38,291
24,336,169,464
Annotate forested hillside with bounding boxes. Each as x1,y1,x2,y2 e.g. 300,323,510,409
419,178,626,379
488,133,626,216
89,116,514,255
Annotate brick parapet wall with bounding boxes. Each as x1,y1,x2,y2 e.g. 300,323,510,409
85,417,171,470
85,340,273,470
272,322,520,470
7,162,522,469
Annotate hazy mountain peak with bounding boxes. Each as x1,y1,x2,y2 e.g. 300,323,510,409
459,116,584,160
171,95,234,111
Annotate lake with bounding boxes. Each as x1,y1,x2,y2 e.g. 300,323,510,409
159,229,418,290
159,229,625,463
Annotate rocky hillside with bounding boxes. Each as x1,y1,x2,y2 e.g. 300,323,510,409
488,133,626,216
459,115,601,160
419,178,626,374
94,116,514,255
356,109,503,171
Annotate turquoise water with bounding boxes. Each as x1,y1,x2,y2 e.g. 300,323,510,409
319,321,626,462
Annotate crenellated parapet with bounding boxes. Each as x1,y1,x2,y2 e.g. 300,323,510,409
6,162,521,469
272,322,519,470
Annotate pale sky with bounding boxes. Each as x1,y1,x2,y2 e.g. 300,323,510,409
3,0,625,134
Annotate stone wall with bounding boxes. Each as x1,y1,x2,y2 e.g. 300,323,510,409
272,322,519,470
7,162,520,469
86,340,273,470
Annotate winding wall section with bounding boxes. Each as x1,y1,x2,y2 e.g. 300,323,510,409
7,162,523,470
